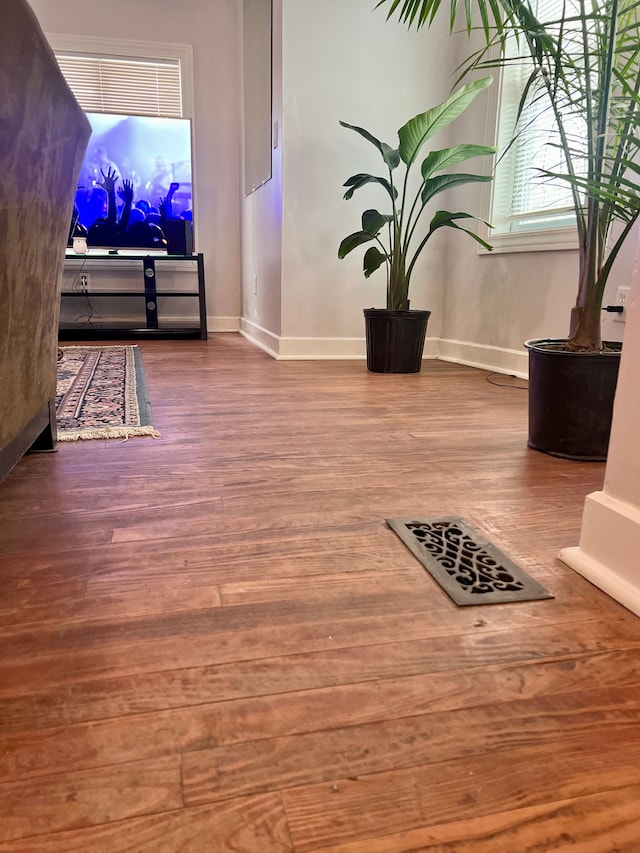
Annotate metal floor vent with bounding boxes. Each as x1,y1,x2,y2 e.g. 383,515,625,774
386,517,554,606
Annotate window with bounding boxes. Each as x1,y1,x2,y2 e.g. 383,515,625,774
46,35,193,119
486,0,584,251
55,54,182,117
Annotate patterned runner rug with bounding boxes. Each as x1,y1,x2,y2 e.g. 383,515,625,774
56,345,160,442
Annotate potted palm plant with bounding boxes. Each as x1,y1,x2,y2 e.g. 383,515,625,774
338,77,495,372
376,0,640,458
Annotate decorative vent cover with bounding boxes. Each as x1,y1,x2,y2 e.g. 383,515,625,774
386,517,553,606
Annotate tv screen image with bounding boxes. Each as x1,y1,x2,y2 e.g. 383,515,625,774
72,112,193,251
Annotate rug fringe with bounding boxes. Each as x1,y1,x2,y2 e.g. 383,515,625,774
57,426,162,442
57,346,160,442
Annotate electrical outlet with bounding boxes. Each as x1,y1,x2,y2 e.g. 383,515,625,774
613,285,630,323
80,273,90,294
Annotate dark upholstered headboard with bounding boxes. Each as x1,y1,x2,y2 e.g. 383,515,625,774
0,0,91,480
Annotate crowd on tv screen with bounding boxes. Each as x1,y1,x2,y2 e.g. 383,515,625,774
70,147,192,249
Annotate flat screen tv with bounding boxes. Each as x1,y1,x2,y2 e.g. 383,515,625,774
71,112,193,252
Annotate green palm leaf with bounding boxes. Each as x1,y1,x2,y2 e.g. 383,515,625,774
362,209,394,234
338,231,377,259
339,121,401,169
363,246,389,277
421,172,492,204
427,210,494,250
376,0,509,36
343,173,397,201
421,144,497,179
398,76,492,166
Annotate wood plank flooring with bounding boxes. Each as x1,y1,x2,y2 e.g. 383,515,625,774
1,333,638,852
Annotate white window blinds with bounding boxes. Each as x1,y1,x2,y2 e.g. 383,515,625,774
55,54,183,117
491,0,586,234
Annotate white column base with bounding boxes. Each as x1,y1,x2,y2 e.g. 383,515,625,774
559,491,640,618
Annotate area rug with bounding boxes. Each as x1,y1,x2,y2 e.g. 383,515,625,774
386,516,553,606
56,346,160,441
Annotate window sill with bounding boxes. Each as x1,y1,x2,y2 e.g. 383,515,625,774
478,227,578,255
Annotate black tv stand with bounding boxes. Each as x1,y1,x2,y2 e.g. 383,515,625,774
59,251,207,340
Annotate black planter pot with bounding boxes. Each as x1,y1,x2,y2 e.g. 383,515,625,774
364,308,431,373
525,338,622,461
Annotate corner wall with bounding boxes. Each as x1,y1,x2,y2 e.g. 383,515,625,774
241,0,458,358
240,0,283,355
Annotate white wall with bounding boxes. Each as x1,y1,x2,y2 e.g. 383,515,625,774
281,0,457,353
30,0,242,331
241,0,462,358
240,0,283,353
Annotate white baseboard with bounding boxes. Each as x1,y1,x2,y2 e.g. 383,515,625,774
209,316,240,333
241,320,368,360
438,338,528,378
276,337,440,360
559,491,640,618
237,322,528,375
278,335,365,360
239,320,441,361
239,319,280,358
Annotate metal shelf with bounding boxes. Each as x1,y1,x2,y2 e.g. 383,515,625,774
59,252,207,341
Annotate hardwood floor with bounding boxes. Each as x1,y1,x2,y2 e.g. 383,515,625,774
1,333,638,852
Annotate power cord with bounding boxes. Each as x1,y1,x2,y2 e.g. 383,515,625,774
74,295,102,328
60,256,103,327
60,255,88,297
486,372,528,390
